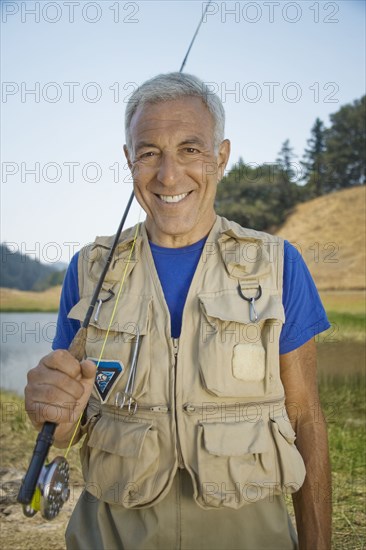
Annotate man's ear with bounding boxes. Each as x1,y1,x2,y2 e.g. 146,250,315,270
123,145,132,170
217,139,231,180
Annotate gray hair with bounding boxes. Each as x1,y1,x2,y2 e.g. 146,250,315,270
124,72,225,154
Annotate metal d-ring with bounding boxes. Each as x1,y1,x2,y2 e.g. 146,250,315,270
94,289,115,323
238,284,262,322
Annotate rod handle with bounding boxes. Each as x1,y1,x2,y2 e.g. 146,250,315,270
68,326,88,362
17,422,56,504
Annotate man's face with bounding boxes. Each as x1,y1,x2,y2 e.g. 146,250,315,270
124,96,230,247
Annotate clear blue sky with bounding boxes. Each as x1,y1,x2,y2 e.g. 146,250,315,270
1,0,365,262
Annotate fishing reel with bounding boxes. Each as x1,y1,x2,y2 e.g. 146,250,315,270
18,421,70,521
22,456,70,520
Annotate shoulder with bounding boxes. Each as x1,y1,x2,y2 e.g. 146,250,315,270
283,240,314,283
77,223,142,270
217,215,285,266
217,215,284,246
63,251,79,288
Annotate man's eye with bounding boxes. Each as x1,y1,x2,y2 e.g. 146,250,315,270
185,147,199,154
139,151,156,159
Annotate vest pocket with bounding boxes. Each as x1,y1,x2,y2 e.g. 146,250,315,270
194,416,306,510
195,419,271,509
198,291,284,398
81,414,160,508
269,415,306,492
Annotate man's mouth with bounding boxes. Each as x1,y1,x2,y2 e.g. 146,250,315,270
157,192,191,203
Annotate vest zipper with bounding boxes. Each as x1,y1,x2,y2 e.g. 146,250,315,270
173,338,185,469
101,403,170,415
134,404,169,413
182,395,286,416
172,337,179,356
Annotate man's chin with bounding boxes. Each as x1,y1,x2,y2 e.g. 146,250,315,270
145,217,201,245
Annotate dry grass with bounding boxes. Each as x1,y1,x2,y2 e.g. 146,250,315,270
319,290,366,315
0,287,61,312
0,391,83,550
276,186,366,290
317,291,365,344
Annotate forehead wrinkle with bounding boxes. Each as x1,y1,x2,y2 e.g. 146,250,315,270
132,116,185,133
132,119,185,148
129,100,216,153
130,97,215,132
133,124,212,147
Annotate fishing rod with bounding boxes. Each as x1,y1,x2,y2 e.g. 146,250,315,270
17,1,213,520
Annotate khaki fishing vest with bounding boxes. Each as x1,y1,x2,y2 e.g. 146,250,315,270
68,216,306,511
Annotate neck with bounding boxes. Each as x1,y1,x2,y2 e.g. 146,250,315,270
146,215,216,248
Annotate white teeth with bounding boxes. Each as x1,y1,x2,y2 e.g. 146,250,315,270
158,193,189,203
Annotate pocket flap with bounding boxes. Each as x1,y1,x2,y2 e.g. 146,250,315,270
199,292,284,325
218,232,272,280
201,420,269,456
88,415,153,457
68,294,152,335
271,416,296,444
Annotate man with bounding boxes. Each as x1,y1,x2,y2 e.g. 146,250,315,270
25,73,331,549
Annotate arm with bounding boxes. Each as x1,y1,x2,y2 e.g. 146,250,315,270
280,338,332,550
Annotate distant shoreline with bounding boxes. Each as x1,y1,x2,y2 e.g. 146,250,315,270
0,308,59,313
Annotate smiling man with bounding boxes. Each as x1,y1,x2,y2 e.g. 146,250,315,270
124,95,230,247
25,73,331,550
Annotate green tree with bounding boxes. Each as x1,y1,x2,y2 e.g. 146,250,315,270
276,139,296,179
215,160,297,232
301,118,327,196
275,139,300,209
323,95,365,188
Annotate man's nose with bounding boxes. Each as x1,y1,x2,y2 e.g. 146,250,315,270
157,153,181,186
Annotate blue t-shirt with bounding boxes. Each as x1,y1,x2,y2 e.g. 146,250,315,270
53,239,329,354
149,238,206,339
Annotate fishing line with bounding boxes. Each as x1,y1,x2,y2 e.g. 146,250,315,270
64,217,142,459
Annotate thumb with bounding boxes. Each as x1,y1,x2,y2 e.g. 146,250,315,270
80,359,98,380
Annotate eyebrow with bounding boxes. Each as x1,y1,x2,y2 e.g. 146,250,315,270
135,141,159,151
178,138,206,148
134,137,207,153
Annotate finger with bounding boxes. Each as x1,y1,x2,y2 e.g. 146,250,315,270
27,365,85,400
25,400,80,426
41,349,83,378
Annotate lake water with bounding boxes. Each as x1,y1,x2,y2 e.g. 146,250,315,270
1,313,364,395
1,312,57,395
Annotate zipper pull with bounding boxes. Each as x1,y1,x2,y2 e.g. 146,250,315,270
149,405,169,413
172,337,179,357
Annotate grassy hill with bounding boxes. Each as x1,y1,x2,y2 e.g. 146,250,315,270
0,286,62,312
275,186,366,290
